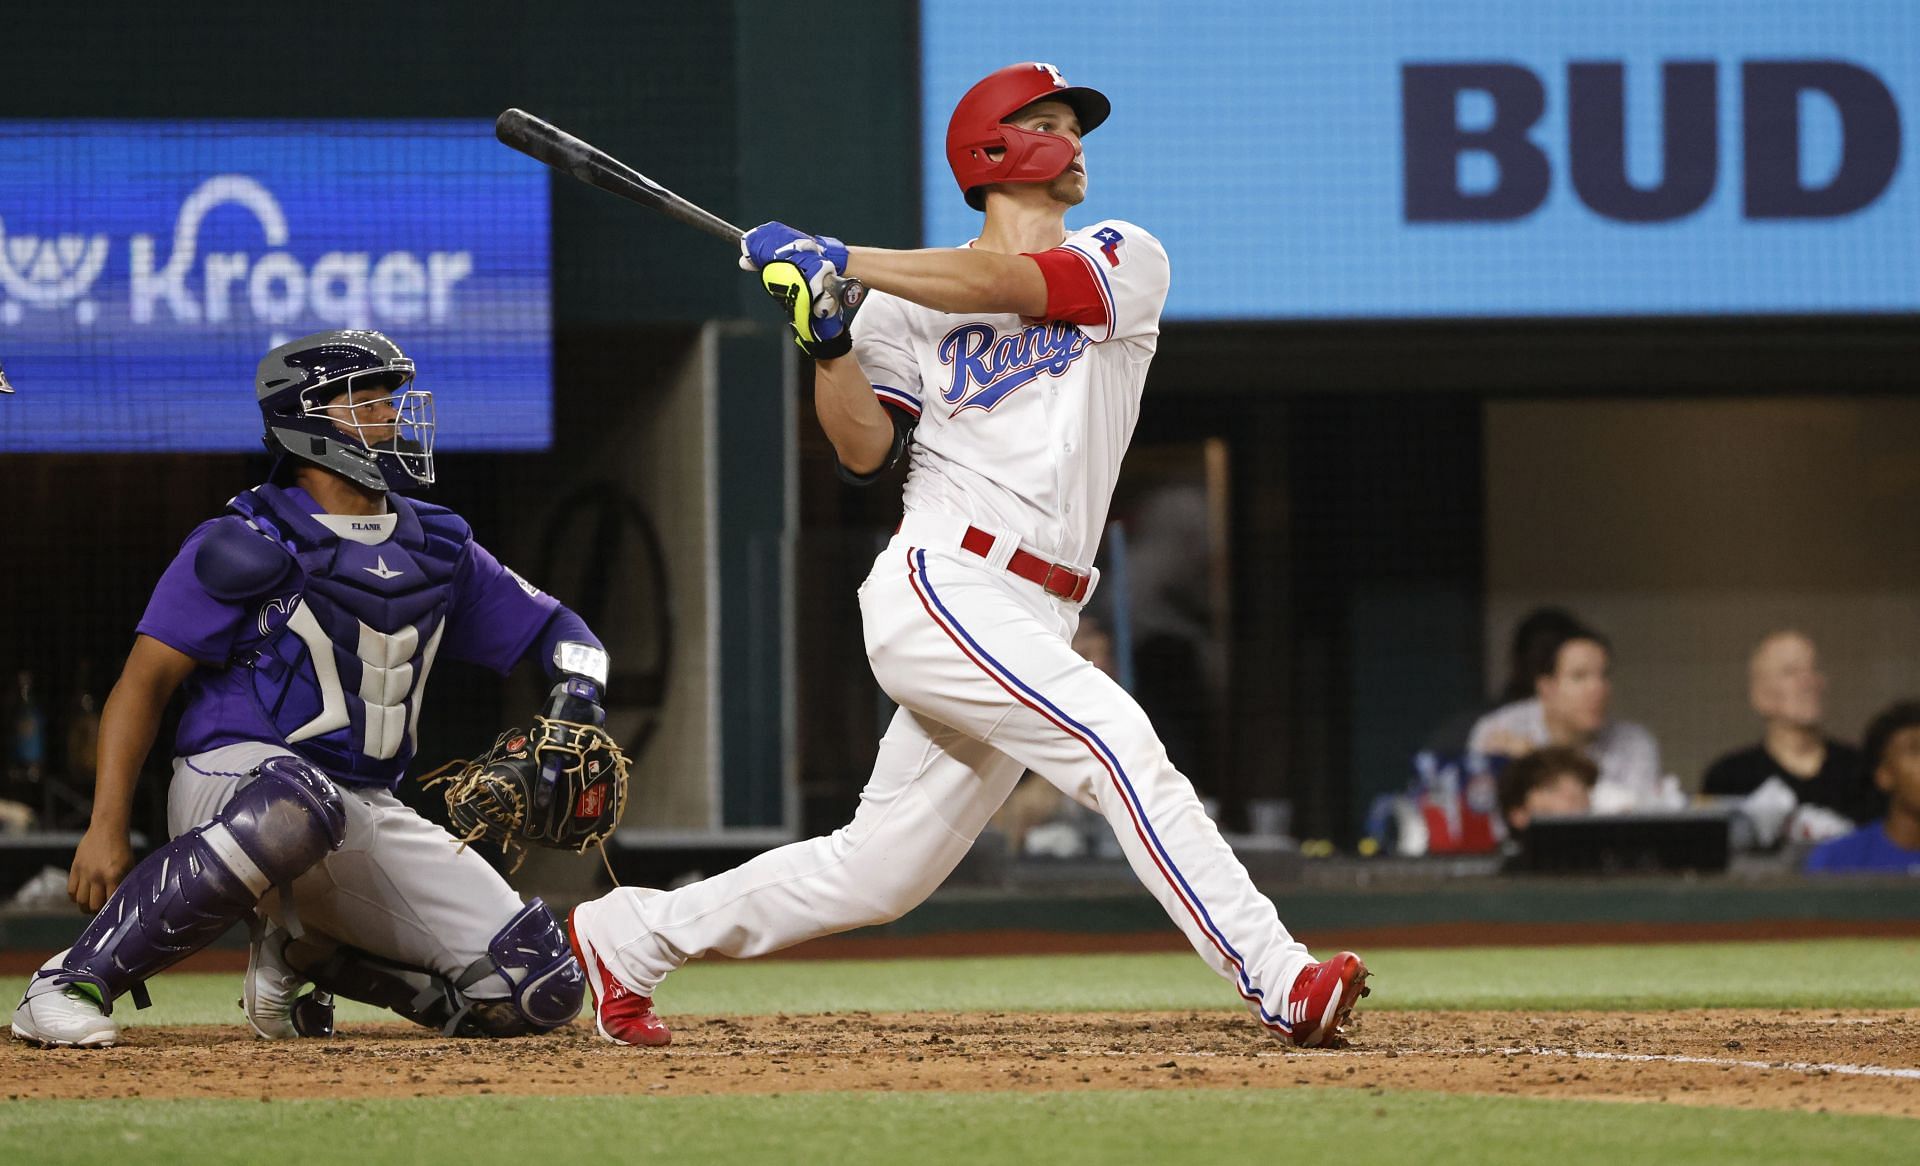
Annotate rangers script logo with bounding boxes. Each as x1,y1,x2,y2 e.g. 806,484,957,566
937,320,1090,416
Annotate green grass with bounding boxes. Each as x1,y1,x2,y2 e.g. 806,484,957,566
6,938,1917,1026
1,1089,1914,1166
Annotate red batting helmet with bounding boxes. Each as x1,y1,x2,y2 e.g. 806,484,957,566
946,62,1111,211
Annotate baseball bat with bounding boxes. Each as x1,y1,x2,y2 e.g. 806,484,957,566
494,108,864,309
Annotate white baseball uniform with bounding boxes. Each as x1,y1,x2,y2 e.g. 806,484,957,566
583,220,1317,1036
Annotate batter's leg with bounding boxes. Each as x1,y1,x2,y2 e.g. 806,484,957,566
874,546,1335,1041
577,707,1025,998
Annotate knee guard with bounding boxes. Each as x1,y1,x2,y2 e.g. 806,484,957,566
60,757,345,1011
216,757,349,887
455,899,585,1035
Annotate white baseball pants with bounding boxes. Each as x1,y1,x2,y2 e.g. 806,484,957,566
589,527,1313,1035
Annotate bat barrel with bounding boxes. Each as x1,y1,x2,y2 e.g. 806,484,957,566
496,108,744,241
495,108,862,308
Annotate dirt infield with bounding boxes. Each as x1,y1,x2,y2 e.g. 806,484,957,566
6,1009,1916,1117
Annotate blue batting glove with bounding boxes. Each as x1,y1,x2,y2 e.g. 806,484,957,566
809,307,847,345
739,222,849,284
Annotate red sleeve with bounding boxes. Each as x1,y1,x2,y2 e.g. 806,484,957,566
1022,248,1109,327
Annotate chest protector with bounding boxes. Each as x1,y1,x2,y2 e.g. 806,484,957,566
228,485,468,786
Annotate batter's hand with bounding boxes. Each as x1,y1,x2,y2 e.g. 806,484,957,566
68,823,135,914
761,261,852,359
739,223,849,309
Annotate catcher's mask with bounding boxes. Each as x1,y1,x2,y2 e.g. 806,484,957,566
256,329,435,492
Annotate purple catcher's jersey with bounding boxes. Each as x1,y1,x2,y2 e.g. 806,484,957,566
137,484,558,788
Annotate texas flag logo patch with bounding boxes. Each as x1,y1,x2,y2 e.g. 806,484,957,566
1093,226,1124,267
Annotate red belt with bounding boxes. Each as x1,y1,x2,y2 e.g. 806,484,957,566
958,526,1092,603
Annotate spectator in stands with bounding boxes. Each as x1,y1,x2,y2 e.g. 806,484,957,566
1424,607,1587,755
1497,746,1597,835
1805,701,1920,875
1468,623,1666,810
1703,631,1880,823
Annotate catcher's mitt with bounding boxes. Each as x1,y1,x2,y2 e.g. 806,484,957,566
426,717,630,869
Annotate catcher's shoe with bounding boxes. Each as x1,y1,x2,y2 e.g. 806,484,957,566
12,951,119,1048
241,915,334,1039
569,900,671,1047
1284,951,1370,1048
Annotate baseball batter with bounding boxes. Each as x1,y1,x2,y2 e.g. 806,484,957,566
568,62,1368,1048
12,330,609,1047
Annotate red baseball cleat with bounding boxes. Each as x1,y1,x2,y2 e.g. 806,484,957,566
1285,951,1370,1048
569,902,671,1047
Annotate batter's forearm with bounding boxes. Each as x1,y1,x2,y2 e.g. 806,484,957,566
844,247,1048,317
813,356,897,476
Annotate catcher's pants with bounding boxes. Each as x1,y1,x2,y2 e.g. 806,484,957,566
591,529,1315,1035
170,741,527,994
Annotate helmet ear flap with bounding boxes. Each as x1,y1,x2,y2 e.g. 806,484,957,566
963,126,1078,210
988,125,1078,184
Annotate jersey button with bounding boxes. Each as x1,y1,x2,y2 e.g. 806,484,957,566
1064,442,1074,454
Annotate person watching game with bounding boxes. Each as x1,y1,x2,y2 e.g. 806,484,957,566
1703,630,1879,824
1804,700,1920,875
1468,624,1664,811
1497,746,1598,836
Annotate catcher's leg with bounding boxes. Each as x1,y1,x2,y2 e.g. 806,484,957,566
13,757,344,1045
267,898,581,1037
271,789,583,1037
580,707,1026,996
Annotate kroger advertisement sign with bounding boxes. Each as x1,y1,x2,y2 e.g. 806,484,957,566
0,121,550,451
922,0,1920,319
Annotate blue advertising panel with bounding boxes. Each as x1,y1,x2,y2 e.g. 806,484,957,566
0,121,550,450
922,0,1920,319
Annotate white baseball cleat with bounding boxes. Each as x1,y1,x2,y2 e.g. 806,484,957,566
243,914,304,1039
11,951,119,1049
241,914,334,1039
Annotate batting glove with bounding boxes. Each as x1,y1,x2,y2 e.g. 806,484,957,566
740,222,849,312
761,261,852,359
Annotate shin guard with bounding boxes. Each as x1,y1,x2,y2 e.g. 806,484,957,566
56,758,345,1011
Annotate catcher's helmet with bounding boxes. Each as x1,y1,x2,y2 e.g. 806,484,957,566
946,62,1111,211
256,330,435,492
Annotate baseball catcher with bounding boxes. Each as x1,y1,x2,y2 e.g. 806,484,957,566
12,330,624,1047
